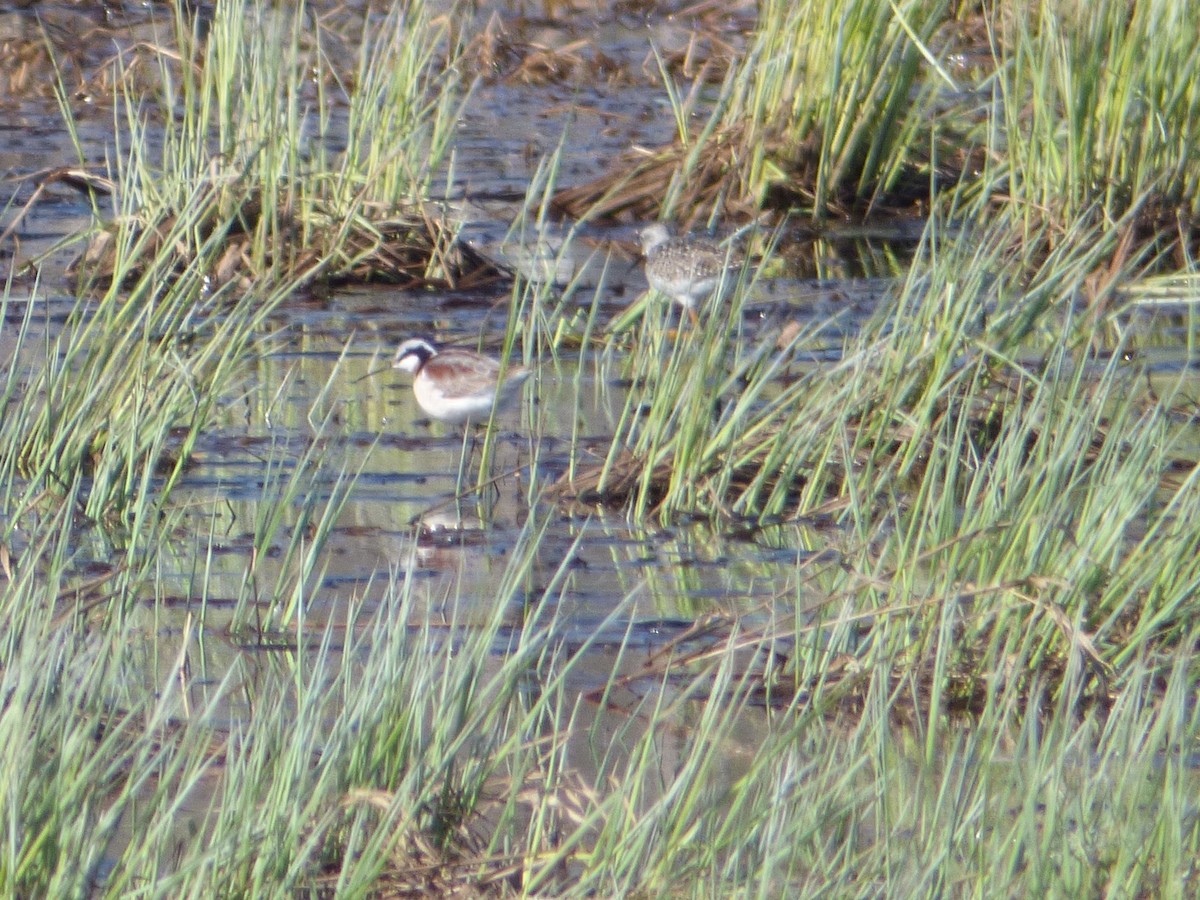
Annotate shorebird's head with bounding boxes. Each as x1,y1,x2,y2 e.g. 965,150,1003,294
637,223,672,256
393,337,439,374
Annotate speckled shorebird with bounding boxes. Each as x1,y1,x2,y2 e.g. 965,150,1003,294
392,338,530,425
638,223,737,324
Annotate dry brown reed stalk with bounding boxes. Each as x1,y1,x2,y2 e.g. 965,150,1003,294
550,122,767,225
0,167,114,253
579,613,797,708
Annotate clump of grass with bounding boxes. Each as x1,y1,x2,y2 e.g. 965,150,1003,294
729,0,956,216
556,0,1200,266
554,0,956,224
6,1,1200,896
67,0,492,294
988,0,1200,243
0,0,495,525
2,344,1198,898
558,204,1200,690
0,226,292,524
5,471,1200,895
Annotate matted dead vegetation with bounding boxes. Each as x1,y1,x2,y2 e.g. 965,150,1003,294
551,122,780,226
67,190,510,296
465,12,631,86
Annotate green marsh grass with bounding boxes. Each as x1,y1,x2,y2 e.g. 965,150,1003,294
228,412,368,638
3,372,1200,897
720,0,1200,233
559,0,1200,259
2,235,292,523
551,0,955,222
569,205,1200,696
989,0,1200,233
0,0,473,523
738,0,1200,242
536,44,1200,877
69,0,467,291
729,0,952,214
6,0,469,521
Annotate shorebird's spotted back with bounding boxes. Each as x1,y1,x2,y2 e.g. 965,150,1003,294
638,223,736,313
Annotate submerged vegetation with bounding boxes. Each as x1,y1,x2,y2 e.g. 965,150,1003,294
1,0,1199,895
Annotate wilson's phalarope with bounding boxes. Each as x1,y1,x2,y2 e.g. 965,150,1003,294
392,338,530,425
